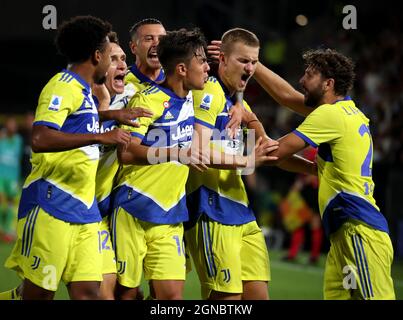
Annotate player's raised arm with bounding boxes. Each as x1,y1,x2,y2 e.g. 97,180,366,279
241,109,316,175
192,122,247,169
192,122,279,170
117,135,183,165
254,62,312,117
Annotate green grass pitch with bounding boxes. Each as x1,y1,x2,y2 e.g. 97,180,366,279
1,242,402,299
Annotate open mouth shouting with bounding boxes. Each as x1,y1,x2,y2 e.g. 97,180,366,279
240,73,252,89
112,72,125,92
148,49,159,62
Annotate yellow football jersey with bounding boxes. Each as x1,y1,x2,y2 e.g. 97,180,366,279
186,76,255,226
19,69,101,223
125,64,165,95
96,66,161,217
95,86,135,217
114,84,194,224
294,97,389,235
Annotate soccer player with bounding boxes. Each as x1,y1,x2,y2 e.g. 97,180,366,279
185,28,271,301
112,29,209,299
113,28,274,300
111,28,212,300
93,31,153,300
126,18,241,135
185,28,315,301
126,18,166,92
3,16,133,300
256,48,395,300
0,117,22,243
105,19,164,300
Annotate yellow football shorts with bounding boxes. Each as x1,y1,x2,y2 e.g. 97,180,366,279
324,219,395,300
100,216,117,275
5,206,103,291
111,207,186,288
185,214,270,299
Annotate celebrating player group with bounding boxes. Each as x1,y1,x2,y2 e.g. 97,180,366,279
0,15,395,300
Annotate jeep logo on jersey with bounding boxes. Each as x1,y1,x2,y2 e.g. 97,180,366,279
200,93,212,110
48,95,63,111
87,116,100,133
101,125,117,133
171,125,193,141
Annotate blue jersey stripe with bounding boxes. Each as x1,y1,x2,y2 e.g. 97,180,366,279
98,230,102,254
21,208,30,256
355,234,372,299
205,216,217,276
26,206,39,257
21,207,36,256
352,235,368,299
322,192,389,236
131,132,145,140
61,69,90,92
194,118,215,129
202,220,215,277
111,208,118,252
293,130,318,147
358,235,374,297
114,185,188,224
59,72,66,82
98,195,112,218
129,64,164,85
18,180,101,223
34,121,61,131
186,186,255,226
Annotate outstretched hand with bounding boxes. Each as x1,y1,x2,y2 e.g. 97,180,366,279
110,107,153,127
248,137,280,168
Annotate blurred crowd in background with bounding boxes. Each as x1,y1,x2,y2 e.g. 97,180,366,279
240,5,403,260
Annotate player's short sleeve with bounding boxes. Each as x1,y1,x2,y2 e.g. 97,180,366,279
125,92,160,140
193,81,223,129
34,82,76,130
294,104,343,147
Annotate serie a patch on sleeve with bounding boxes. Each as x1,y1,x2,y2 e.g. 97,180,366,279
200,93,213,110
48,95,63,111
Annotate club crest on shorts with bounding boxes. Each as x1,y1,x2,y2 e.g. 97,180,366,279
117,260,126,274
31,255,41,270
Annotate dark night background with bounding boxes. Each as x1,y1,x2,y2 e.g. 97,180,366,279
1,0,403,256
0,0,400,113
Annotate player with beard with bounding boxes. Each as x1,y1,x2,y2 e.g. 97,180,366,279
255,48,395,300
185,28,315,300
2,16,132,300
